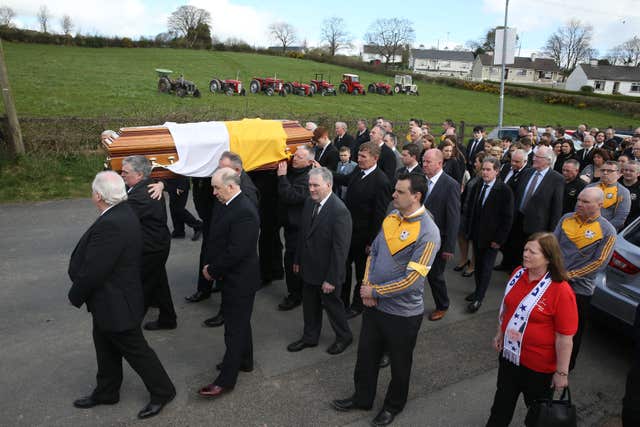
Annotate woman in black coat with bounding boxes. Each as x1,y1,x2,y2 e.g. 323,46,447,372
441,138,465,184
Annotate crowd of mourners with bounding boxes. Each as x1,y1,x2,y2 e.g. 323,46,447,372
68,119,640,426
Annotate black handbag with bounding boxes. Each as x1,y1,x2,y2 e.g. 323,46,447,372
525,387,577,427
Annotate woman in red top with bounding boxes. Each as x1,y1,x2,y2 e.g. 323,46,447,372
486,232,578,427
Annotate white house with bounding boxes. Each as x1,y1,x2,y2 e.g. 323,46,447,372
360,44,402,64
565,64,640,97
409,49,475,77
471,53,563,85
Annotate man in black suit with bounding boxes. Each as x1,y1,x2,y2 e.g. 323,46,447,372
370,125,397,183
287,167,353,354
353,119,370,161
333,142,393,318
396,143,424,180
422,149,461,321
576,134,595,171
276,145,314,311
121,156,177,331
334,121,356,154
164,175,203,240
184,152,259,307
506,146,565,269
69,171,175,419
466,126,486,175
499,149,529,194
198,168,261,399
562,159,586,214
463,157,514,313
316,127,340,171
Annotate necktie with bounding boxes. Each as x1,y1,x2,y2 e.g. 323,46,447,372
426,178,432,197
520,172,541,211
311,203,320,223
477,184,488,207
359,170,366,179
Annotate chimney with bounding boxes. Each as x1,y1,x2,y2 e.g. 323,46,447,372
531,53,536,62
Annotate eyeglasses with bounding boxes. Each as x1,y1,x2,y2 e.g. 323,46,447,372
600,169,618,174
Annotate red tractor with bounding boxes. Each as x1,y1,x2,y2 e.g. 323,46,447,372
309,73,336,96
367,82,393,95
339,73,366,95
209,77,246,96
285,81,313,97
249,76,287,96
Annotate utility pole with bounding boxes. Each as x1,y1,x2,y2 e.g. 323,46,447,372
0,38,24,155
498,0,509,128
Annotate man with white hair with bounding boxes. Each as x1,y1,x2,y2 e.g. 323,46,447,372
554,187,616,370
508,146,565,269
334,121,355,155
68,171,175,419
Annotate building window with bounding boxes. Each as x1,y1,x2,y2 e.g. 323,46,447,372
631,82,640,92
517,69,527,76
594,80,605,90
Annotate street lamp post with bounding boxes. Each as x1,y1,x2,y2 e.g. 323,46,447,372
498,0,510,128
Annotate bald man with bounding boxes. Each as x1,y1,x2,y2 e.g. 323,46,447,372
554,187,617,370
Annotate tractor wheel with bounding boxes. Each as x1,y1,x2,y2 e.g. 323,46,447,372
193,89,201,98
249,79,260,94
308,90,313,97
284,83,293,95
240,88,246,96
368,84,375,94
333,91,337,96
310,83,317,94
225,87,234,96
321,89,327,96
265,87,274,96
339,83,347,94
279,89,286,97
158,77,170,93
353,88,359,96
209,79,220,93
394,84,401,94
176,87,187,97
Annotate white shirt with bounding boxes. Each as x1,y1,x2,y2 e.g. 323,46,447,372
100,204,116,216
225,190,242,206
316,192,332,214
425,169,444,197
361,164,377,178
406,163,419,173
522,167,550,197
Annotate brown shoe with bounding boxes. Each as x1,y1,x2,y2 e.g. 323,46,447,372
428,309,447,321
198,384,231,398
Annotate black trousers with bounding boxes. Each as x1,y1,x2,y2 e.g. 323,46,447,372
353,308,423,414
501,213,526,269
569,292,592,371
283,227,302,301
342,234,368,310
91,324,175,404
472,244,499,302
302,282,352,344
426,249,450,310
141,247,177,325
214,292,255,388
486,356,553,427
167,185,201,235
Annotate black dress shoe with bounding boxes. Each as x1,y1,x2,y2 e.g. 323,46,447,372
327,338,352,355
345,308,362,319
462,269,475,278
453,260,469,272
278,296,301,311
287,339,318,352
203,314,224,327
191,228,202,241
465,292,476,302
185,291,211,303
467,300,482,313
137,399,172,419
371,409,396,426
73,395,118,409
379,353,390,368
331,397,370,412
144,320,177,331
216,362,253,372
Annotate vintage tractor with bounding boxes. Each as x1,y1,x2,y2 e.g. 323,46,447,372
156,69,201,98
394,75,419,95
338,73,366,95
367,82,393,95
309,73,336,96
284,81,313,97
209,77,246,96
249,76,287,96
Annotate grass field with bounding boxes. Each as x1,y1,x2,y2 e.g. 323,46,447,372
3,42,637,128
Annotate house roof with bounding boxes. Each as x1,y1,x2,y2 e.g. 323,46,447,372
410,49,474,62
579,64,640,82
478,54,560,72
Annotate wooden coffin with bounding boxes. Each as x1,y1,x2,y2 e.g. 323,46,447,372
102,120,313,179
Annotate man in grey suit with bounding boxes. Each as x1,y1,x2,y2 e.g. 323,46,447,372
287,167,354,355
422,149,461,321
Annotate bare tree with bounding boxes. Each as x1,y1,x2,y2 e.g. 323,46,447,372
320,17,352,56
37,5,51,33
0,6,15,27
613,36,640,66
269,22,297,53
167,5,212,48
364,18,415,65
61,15,73,36
543,20,594,72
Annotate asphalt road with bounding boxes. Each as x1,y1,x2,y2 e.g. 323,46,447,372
0,198,633,427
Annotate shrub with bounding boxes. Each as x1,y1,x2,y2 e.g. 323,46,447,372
580,85,594,93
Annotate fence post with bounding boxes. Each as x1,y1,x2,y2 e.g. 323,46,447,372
0,38,24,156
459,120,465,146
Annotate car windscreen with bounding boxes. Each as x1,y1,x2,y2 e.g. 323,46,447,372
625,221,640,247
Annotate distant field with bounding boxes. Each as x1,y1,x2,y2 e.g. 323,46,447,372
2,43,636,128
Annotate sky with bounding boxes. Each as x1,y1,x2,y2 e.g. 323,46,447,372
5,0,639,57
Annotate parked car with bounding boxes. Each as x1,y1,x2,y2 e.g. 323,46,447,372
591,216,640,326
487,126,520,141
